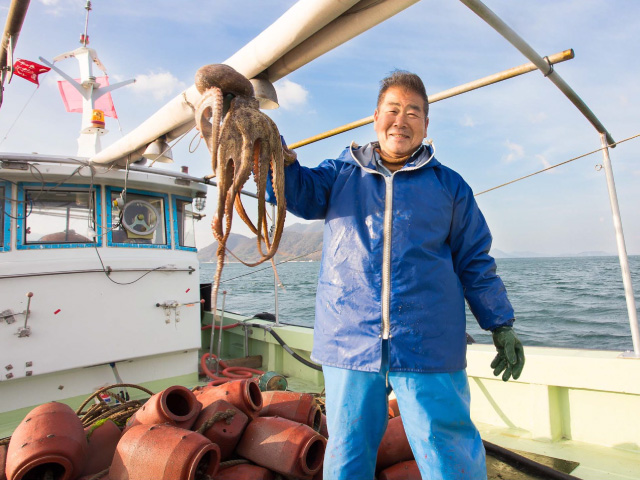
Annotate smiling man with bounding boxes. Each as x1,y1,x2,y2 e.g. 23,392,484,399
269,70,524,480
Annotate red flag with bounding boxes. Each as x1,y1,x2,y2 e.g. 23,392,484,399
57,76,118,119
13,59,51,86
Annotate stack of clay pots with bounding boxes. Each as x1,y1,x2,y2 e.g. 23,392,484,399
2,382,421,480
2,380,328,480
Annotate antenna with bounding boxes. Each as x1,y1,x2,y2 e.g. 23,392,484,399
81,1,92,47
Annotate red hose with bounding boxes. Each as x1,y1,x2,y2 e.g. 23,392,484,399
201,322,242,331
200,353,264,386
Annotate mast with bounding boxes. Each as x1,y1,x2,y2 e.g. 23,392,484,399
38,0,135,157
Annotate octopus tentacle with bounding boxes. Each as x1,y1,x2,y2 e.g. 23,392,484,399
195,88,223,173
195,63,288,326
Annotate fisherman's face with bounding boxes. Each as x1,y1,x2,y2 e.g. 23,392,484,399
374,87,428,165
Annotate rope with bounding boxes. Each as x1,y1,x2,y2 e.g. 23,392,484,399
220,247,323,284
219,459,250,469
195,408,237,434
81,400,142,428
0,85,40,148
85,468,110,480
475,132,640,197
75,383,154,415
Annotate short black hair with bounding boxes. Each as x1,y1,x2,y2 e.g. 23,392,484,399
377,70,429,117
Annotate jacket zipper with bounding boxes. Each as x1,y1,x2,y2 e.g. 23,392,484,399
381,174,394,339
349,142,434,341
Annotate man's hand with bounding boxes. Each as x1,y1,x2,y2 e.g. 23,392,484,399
491,326,525,381
280,135,297,166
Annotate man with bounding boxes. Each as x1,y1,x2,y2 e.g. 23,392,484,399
270,70,525,480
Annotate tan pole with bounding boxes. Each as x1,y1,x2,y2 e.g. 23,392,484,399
287,49,574,150
459,0,614,146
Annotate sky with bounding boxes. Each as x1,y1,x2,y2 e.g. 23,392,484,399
1,0,639,257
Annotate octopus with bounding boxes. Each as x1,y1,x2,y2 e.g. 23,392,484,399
193,64,294,327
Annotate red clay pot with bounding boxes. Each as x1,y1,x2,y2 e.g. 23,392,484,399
388,397,400,418
376,416,414,473
80,420,122,477
260,391,322,431
109,424,220,480
194,379,262,419
191,399,249,460
5,401,88,480
319,413,328,438
236,416,326,480
213,464,275,480
124,385,201,432
379,460,421,480
1,443,7,480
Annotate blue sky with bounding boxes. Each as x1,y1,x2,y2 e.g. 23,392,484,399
1,0,639,256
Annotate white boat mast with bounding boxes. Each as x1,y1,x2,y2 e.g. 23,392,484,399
37,1,135,157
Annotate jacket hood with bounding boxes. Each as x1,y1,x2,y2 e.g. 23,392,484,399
341,141,440,172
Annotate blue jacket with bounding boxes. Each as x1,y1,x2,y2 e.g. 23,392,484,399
268,142,514,372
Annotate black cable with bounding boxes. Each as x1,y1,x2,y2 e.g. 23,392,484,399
483,440,584,480
246,321,323,372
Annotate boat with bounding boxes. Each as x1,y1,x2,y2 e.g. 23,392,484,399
1,0,639,479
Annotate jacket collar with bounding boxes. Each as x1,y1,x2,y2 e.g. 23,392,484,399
345,141,439,173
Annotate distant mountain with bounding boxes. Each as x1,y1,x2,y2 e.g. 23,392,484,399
491,248,616,259
198,221,324,263
198,223,618,263
197,233,250,262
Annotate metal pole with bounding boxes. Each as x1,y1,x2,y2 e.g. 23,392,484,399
287,49,574,150
599,134,640,357
458,0,614,147
215,290,227,375
272,204,280,326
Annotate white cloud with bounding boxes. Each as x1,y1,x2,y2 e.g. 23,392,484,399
503,140,524,163
134,71,186,101
460,114,475,127
274,79,309,111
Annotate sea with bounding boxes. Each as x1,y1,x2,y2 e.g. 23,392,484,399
200,255,640,352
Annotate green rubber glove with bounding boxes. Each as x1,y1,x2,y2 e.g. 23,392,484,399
490,326,525,381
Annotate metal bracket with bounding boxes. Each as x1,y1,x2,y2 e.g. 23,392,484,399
618,351,640,359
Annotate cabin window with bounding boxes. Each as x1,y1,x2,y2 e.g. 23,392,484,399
22,188,97,245
175,198,196,249
109,190,167,246
0,185,7,250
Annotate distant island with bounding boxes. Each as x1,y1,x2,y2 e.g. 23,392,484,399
197,221,323,263
197,221,619,263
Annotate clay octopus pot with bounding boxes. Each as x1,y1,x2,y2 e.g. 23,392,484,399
109,424,220,480
378,460,421,480
213,464,275,480
80,420,122,477
194,379,262,419
236,416,326,480
191,399,249,460
260,391,322,431
5,401,88,480
376,416,414,473
124,385,201,433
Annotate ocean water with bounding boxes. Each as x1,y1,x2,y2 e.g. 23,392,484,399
200,255,640,352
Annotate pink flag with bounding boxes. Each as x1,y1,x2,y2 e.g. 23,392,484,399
57,76,118,118
13,59,51,85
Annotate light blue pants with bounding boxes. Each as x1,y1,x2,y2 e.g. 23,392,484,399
322,343,487,480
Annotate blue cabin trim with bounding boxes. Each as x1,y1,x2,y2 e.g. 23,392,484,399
16,182,102,250
172,195,197,252
106,186,171,249
0,182,11,252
